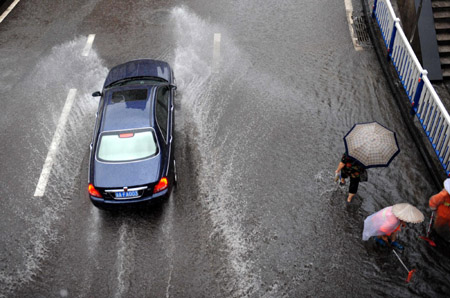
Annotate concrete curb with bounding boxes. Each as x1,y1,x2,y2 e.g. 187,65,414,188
360,0,446,191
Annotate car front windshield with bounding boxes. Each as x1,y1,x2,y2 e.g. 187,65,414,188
108,77,166,87
97,129,158,162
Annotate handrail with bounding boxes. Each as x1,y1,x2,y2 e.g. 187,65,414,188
373,0,450,175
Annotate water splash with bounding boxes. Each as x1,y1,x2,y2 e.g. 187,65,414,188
0,36,108,296
171,6,262,297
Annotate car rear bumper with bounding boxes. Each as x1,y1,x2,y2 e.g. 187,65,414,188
90,188,170,209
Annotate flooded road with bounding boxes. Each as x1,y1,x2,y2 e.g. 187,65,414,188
0,0,449,297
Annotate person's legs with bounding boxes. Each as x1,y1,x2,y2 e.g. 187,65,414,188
375,236,386,246
390,231,397,242
347,177,360,202
347,193,355,203
390,232,404,250
340,172,348,185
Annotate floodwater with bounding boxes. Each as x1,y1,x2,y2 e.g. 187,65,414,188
171,3,450,297
0,0,449,297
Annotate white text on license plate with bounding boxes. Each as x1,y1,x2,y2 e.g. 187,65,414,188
115,191,138,198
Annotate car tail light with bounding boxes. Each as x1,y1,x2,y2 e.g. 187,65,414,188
119,133,134,138
153,177,168,193
88,183,102,198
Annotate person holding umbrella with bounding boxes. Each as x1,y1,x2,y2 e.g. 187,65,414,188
428,178,450,242
335,153,365,203
362,203,424,250
338,122,400,203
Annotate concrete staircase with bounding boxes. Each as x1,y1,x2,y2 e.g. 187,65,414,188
432,0,450,80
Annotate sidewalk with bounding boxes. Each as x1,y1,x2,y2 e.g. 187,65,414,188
362,0,449,190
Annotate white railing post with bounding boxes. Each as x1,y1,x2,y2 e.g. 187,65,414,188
387,18,400,61
411,70,427,115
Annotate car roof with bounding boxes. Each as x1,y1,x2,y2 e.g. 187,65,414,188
100,86,155,132
104,59,172,88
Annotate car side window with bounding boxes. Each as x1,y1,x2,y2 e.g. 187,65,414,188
155,86,169,141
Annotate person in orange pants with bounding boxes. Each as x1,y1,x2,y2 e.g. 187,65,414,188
429,178,450,242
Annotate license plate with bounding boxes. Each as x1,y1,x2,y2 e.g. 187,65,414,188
115,191,138,199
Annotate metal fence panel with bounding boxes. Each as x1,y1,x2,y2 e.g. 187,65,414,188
373,0,450,176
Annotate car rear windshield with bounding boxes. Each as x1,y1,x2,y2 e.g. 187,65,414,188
97,129,158,162
111,89,148,103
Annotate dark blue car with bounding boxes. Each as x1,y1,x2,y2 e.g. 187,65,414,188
88,59,177,209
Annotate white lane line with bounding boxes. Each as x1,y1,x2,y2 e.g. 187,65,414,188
0,0,21,23
116,224,127,298
34,88,77,197
81,34,96,57
212,33,221,73
344,0,362,51
115,223,135,298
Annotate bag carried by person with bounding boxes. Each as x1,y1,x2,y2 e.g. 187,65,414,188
360,168,368,182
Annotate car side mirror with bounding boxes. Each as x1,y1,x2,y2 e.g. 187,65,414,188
170,84,177,91
92,91,102,97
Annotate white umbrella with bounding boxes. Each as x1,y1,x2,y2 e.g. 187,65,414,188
392,203,424,224
344,122,400,168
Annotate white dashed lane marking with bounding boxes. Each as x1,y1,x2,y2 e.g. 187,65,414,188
82,34,96,57
34,33,96,197
212,33,221,73
34,88,77,197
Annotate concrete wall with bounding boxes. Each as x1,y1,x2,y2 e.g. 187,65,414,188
397,0,423,63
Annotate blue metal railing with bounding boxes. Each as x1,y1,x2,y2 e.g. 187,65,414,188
373,0,450,176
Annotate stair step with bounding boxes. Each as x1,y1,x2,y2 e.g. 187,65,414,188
439,45,450,52
438,32,450,38
432,1,450,9
436,22,450,29
437,34,450,46
441,57,450,64
438,33,450,40
442,69,450,77
434,11,450,18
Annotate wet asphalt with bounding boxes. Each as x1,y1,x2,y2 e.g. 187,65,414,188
0,0,449,297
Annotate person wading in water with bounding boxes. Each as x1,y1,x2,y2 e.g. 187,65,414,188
335,153,366,203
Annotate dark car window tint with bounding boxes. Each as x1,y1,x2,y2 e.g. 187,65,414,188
97,129,158,162
111,89,148,103
155,86,169,139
